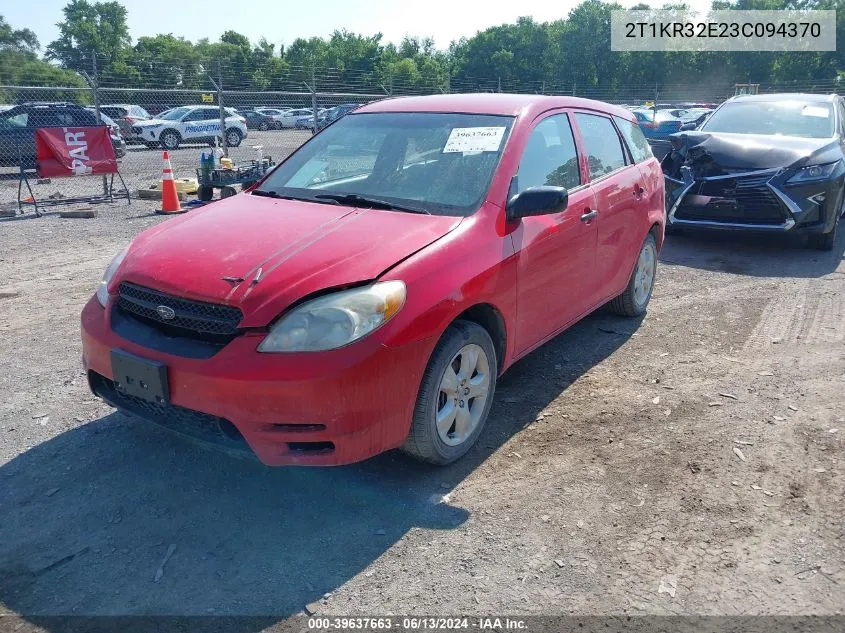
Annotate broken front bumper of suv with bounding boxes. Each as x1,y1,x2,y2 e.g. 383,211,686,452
666,165,841,235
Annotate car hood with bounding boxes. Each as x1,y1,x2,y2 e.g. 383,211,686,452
117,195,463,327
664,131,839,173
134,118,171,128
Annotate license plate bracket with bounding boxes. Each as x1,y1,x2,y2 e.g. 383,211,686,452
111,349,169,404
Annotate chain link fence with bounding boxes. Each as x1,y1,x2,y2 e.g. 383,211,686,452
1,61,842,214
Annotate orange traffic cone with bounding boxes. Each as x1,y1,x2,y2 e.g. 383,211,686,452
155,151,185,215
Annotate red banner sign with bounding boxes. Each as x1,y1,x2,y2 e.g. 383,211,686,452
35,127,118,178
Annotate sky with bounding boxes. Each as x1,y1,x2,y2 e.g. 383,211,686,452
5,0,714,52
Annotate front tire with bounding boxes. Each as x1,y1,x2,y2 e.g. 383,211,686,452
807,192,842,251
197,185,214,202
258,121,269,131
402,321,497,465
608,232,658,317
159,130,181,151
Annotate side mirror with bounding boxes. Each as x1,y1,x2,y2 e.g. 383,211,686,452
506,186,568,222
679,122,698,131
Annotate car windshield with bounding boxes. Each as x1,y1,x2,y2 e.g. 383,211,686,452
255,112,514,216
654,111,679,122
158,107,190,121
701,100,835,138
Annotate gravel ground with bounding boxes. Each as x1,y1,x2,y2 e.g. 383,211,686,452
0,158,843,625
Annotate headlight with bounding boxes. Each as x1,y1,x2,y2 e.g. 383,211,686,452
96,246,129,307
258,280,406,353
786,161,840,184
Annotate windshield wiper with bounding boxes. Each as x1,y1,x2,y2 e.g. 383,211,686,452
313,193,430,214
251,189,343,205
250,189,290,199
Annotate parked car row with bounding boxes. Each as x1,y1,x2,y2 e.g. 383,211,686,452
0,102,127,167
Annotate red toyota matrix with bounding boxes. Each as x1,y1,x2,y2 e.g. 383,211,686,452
81,94,665,466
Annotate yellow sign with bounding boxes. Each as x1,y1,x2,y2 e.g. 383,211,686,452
201,93,214,103
643,101,654,107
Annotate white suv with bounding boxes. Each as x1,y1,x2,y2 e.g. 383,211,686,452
132,105,248,150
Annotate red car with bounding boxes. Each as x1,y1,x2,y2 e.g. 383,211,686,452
81,94,665,467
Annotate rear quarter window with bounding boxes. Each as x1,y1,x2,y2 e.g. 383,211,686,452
614,116,654,164
101,107,126,118
573,113,627,179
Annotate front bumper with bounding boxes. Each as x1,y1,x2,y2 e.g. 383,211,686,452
81,297,434,466
666,167,844,235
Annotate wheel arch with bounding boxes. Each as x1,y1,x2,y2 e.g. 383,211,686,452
649,221,664,250
453,303,507,375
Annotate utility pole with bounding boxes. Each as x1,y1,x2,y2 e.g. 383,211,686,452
208,63,228,157
303,66,318,135
82,53,108,196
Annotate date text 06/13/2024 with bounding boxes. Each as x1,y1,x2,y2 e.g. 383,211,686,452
306,617,529,630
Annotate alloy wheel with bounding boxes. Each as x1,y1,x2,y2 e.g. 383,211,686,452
435,343,491,447
633,241,656,307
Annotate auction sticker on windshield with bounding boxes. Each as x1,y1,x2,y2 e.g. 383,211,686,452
443,127,506,153
801,106,830,118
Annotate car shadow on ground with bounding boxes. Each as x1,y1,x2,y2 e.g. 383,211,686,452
0,309,635,626
658,224,845,278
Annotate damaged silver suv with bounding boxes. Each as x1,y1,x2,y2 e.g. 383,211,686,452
662,93,845,250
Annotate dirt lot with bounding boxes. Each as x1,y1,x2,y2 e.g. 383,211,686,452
0,167,843,624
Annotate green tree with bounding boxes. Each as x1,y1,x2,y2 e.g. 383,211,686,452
132,34,201,89
0,15,87,102
46,0,131,74
0,15,38,54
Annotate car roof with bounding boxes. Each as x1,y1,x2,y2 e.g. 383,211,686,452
357,93,635,121
730,93,839,103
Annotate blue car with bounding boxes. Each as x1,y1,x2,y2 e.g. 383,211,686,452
632,109,684,139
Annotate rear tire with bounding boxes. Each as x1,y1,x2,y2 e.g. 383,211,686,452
401,321,497,466
608,232,658,317
225,128,243,148
258,121,269,131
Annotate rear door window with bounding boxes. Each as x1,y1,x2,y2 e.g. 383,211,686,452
573,113,627,180
516,113,581,193
614,116,654,164
70,110,96,126
101,107,126,118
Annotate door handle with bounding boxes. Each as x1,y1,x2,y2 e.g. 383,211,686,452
580,210,599,222
634,185,646,197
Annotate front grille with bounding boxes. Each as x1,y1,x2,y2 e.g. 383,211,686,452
90,372,253,457
116,282,243,344
676,174,787,225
